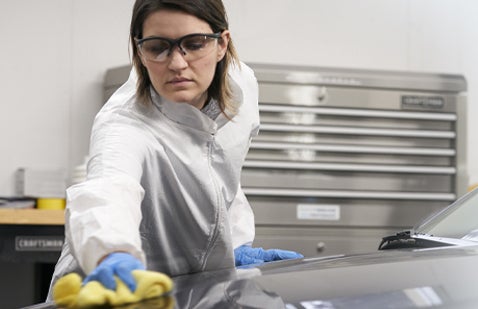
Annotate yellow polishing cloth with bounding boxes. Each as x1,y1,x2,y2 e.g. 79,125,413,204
53,269,173,308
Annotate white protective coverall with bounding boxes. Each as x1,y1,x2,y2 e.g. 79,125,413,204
49,61,259,290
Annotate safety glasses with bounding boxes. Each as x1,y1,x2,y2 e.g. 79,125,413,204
136,32,222,62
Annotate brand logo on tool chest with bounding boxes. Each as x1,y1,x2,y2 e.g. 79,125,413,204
15,236,64,251
401,95,445,109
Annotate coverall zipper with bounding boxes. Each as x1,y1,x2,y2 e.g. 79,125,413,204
201,133,223,269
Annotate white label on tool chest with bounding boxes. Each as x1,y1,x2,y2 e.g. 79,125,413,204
297,204,340,221
15,236,64,251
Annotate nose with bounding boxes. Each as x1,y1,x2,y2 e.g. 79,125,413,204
167,46,188,70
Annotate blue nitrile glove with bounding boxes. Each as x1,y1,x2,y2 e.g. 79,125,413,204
234,245,304,266
82,252,145,292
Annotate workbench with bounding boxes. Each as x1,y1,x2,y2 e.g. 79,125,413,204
0,209,65,263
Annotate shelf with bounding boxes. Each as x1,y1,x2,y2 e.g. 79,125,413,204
0,209,65,225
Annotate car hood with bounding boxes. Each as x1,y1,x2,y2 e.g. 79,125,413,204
28,245,478,309
168,244,478,309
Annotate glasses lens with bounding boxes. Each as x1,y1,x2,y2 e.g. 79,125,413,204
180,35,218,59
181,35,212,51
140,39,171,62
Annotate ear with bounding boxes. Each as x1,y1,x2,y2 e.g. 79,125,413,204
217,30,230,62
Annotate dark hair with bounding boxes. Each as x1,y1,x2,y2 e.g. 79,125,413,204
130,0,239,116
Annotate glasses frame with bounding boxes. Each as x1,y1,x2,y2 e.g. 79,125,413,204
135,32,222,62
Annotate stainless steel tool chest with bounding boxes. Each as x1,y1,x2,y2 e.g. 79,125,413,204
244,63,467,257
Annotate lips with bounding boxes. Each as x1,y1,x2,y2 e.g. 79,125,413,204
168,77,191,85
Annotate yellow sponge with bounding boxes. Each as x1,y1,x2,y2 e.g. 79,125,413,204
53,270,173,308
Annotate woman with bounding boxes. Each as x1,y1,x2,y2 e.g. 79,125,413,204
49,0,302,294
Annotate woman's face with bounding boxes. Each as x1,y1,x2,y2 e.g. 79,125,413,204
140,10,229,109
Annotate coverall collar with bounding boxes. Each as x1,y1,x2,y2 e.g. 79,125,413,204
149,76,244,134
150,88,218,134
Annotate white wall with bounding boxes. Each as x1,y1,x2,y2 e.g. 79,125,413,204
1,0,477,196
0,1,133,194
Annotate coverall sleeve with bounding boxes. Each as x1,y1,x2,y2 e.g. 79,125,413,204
229,185,255,249
65,72,147,274
228,62,260,249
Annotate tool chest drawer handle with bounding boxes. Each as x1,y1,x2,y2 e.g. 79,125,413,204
260,124,456,139
243,160,456,174
243,188,456,201
259,104,457,121
250,141,456,156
